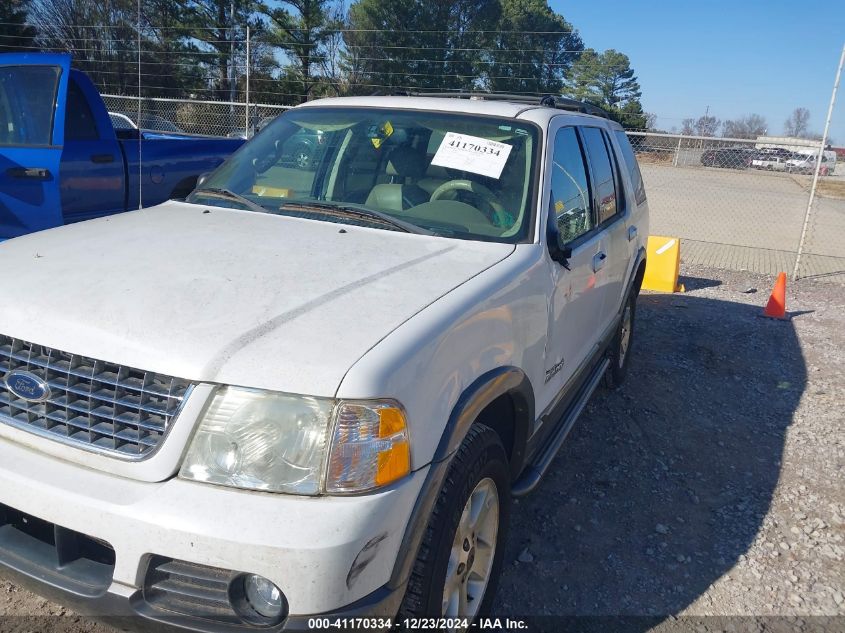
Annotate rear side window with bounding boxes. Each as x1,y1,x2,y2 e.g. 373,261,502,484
580,127,618,224
550,127,593,243
614,130,646,204
0,65,61,146
65,79,99,142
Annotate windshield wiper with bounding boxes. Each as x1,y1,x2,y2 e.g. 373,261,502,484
190,187,269,214
278,201,431,235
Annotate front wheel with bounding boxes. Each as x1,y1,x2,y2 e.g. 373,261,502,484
398,425,510,625
604,289,637,388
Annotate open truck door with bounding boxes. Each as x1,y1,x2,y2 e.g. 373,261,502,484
0,53,69,240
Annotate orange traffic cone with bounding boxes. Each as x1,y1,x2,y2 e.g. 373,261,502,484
762,272,788,319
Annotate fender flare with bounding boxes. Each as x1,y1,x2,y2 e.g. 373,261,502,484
621,245,647,315
387,366,534,590
432,366,534,473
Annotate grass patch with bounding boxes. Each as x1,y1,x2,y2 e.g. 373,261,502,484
815,179,845,200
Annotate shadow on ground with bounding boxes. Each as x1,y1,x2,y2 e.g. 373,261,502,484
678,275,722,291
494,291,806,630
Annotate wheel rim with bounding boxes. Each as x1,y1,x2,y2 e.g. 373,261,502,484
442,477,499,622
619,303,632,369
295,151,310,169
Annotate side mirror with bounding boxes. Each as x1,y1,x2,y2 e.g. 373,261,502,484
546,200,572,268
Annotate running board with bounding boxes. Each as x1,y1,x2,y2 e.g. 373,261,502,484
511,358,610,497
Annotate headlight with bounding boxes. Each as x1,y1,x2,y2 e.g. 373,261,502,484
179,387,410,495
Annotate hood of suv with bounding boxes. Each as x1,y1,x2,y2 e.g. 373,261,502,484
0,202,514,395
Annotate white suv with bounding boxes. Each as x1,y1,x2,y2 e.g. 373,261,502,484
0,94,648,630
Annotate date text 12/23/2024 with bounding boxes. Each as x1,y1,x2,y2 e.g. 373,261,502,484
307,617,529,630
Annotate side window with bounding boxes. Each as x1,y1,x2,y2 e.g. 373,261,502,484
0,65,61,146
580,127,618,224
64,79,99,142
550,127,593,243
614,130,647,205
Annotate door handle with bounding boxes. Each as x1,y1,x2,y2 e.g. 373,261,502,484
627,225,638,241
592,252,607,272
6,167,52,180
91,154,115,164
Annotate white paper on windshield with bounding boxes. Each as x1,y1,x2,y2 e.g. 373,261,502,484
431,132,513,179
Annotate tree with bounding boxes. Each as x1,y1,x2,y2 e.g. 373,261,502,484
343,0,500,93
568,48,645,129
31,0,214,98
613,99,648,130
784,107,810,137
0,0,36,53
183,0,261,100
261,0,339,102
694,115,720,137
723,113,767,139
31,0,140,94
569,49,640,108
681,118,695,135
483,0,582,95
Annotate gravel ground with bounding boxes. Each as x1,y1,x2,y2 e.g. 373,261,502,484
2,265,843,633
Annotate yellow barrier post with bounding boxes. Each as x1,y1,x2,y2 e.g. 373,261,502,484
642,235,685,293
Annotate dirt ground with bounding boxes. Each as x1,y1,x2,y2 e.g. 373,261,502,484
1,264,843,633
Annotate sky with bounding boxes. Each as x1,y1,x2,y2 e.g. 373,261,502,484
553,1,845,143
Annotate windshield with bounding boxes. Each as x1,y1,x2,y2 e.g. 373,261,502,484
188,107,539,242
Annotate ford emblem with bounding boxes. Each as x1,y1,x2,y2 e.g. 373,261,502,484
4,370,51,403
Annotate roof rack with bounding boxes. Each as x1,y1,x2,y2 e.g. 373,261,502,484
397,91,610,118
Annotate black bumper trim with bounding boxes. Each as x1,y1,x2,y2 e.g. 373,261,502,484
1,559,406,633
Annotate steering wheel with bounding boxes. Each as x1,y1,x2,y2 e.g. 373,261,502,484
429,179,509,227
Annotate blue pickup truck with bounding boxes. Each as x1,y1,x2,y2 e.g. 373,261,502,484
0,53,244,239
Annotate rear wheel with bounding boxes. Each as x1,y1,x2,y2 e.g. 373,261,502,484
604,289,636,388
398,425,510,626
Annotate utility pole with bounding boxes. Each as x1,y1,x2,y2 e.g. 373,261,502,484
229,0,236,109
245,26,250,137
793,43,845,280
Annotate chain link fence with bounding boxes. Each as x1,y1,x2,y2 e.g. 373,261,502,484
101,94,290,139
627,132,844,280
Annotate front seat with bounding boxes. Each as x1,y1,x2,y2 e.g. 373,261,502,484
365,147,430,213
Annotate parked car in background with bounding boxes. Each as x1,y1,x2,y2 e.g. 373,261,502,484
755,147,794,160
750,154,790,171
786,150,837,176
0,93,648,629
230,122,326,169
226,116,278,140
700,147,754,169
0,53,244,240
108,111,185,134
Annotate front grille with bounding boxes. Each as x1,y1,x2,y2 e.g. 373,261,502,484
0,335,192,458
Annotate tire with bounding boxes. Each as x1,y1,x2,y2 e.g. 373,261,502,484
604,289,637,389
398,424,510,624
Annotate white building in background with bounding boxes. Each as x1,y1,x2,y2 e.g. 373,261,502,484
755,135,826,153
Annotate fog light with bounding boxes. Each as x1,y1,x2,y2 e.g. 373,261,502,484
231,573,287,624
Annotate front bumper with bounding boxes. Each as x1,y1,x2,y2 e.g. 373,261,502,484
2,561,405,633
0,435,428,629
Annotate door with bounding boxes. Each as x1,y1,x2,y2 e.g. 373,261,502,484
58,71,126,223
541,125,607,412
0,54,70,239
579,126,630,324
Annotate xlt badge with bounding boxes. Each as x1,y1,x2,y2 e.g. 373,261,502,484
544,358,565,383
